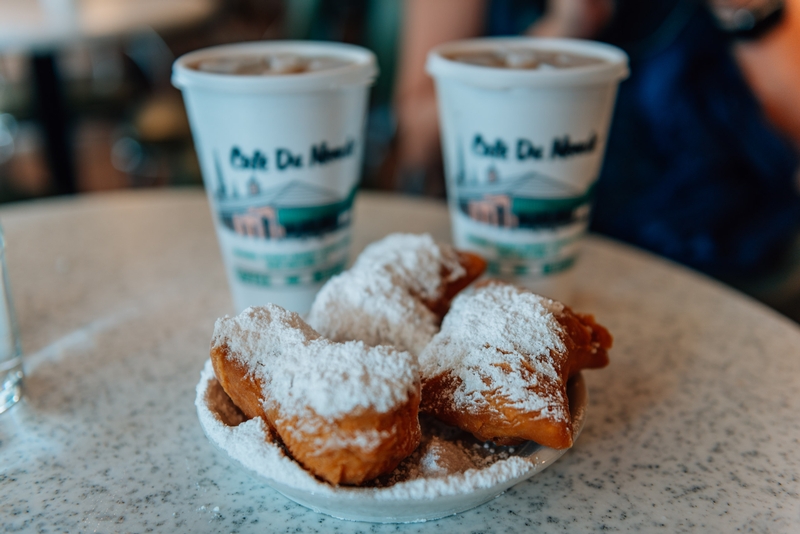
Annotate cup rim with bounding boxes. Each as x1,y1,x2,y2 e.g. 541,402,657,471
172,40,378,94
426,37,629,89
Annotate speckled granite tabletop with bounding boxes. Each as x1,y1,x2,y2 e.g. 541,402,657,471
1,189,798,533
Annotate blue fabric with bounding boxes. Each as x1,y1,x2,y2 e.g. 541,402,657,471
590,9,800,278
485,0,544,36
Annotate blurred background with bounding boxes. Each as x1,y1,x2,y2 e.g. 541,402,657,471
0,0,799,318
0,0,406,201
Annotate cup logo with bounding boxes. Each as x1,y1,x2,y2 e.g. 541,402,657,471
454,131,597,232
445,128,603,279
213,140,358,241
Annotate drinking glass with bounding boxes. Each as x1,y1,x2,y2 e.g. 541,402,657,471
0,227,22,414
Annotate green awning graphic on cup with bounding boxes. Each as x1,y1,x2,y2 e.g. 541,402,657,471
216,180,357,240
456,172,594,230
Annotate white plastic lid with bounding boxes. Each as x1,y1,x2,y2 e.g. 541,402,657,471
426,37,629,89
172,40,378,94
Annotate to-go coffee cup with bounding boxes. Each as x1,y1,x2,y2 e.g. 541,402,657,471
427,37,628,302
173,41,377,314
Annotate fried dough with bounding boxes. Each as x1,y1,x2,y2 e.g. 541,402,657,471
211,305,421,485
307,233,486,355
419,281,612,449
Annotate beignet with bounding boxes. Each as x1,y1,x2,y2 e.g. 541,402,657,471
307,233,486,355
211,305,422,485
419,281,611,449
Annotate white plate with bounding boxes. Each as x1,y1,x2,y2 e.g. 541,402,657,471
195,359,587,523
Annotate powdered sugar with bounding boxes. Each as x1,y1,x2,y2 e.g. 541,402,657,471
351,233,466,300
420,283,570,420
212,305,418,420
307,234,465,356
195,360,586,511
306,271,438,356
418,437,471,476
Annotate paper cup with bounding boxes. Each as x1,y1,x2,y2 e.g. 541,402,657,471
427,38,628,302
173,41,377,313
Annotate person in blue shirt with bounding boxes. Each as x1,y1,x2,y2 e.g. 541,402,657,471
394,0,800,317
